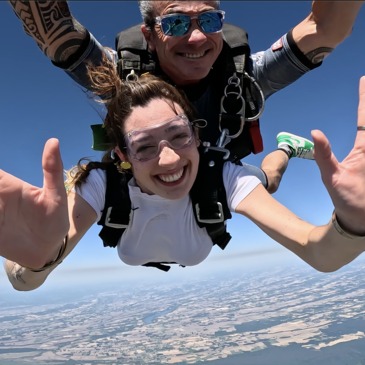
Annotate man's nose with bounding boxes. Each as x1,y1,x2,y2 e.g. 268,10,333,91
187,22,207,44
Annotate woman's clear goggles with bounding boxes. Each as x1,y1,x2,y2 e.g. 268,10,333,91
154,10,225,37
125,115,196,162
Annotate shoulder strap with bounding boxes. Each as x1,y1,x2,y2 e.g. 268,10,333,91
190,146,232,250
97,164,132,248
115,24,156,80
222,23,249,73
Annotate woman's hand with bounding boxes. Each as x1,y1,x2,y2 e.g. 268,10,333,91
0,138,69,268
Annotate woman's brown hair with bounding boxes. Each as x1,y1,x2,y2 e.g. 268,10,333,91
65,58,197,189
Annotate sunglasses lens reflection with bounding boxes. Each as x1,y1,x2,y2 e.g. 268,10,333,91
160,11,224,36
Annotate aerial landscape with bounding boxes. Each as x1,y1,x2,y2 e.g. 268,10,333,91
1,258,365,365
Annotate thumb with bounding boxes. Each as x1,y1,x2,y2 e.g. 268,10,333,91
42,138,66,195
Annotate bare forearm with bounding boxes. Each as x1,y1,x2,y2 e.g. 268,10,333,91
238,186,365,273
292,1,364,63
305,217,365,273
256,219,365,273
8,0,87,62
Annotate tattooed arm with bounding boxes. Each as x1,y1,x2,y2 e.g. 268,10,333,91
8,0,87,63
292,1,364,64
8,1,116,94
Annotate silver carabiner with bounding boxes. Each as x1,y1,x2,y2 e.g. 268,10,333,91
126,69,139,81
224,74,242,98
217,128,231,149
202,141,230,161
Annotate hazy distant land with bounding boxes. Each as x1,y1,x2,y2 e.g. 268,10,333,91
1,259,365,364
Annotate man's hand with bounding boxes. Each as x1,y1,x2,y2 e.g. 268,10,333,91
314,76,365,236
292,1,364,64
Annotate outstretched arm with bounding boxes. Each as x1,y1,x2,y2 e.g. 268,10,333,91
8,1,116,94
236,77,365,272
8,1,87,63
292,1,364,64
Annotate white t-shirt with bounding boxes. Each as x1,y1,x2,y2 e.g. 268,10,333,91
76,162,261,267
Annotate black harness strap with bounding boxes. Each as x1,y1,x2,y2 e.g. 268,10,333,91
98,164,132,248
190,146,232,250
142,262,172,272
115,24,156,80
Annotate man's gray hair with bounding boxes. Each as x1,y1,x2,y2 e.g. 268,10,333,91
138,1,220,26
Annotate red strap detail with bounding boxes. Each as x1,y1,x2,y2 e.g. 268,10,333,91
249,120,263,154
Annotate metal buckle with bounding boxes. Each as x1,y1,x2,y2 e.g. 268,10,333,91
202,142,230,161
219,71,266,133
218,113,245,140
195,202,225,224
104,207,129,229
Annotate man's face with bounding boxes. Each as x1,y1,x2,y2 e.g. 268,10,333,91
143,1,224,86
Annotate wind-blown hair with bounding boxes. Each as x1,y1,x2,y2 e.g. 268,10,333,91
138,1,221,27
65,58,197,189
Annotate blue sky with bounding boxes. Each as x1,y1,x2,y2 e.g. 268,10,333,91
1,1,365,294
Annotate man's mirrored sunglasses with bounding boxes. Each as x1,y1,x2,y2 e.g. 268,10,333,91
155,10,225,37
125,115,195,162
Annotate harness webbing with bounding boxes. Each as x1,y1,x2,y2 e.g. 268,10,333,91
116,24,156,80
190,146,232,250
98,165,132,247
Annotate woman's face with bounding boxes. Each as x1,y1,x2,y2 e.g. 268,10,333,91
117,98,200,200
